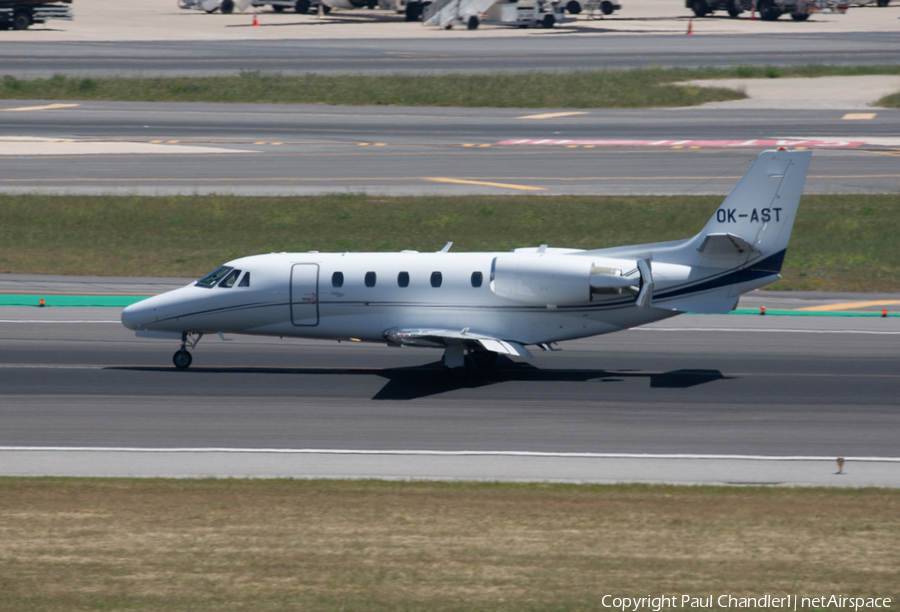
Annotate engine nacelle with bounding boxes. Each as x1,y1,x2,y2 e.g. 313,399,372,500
490,254,640,306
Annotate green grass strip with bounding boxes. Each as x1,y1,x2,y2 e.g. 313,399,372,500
1,193,898,292
2,65,899,108
0,294,147,308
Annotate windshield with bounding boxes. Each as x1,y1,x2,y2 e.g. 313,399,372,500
195,266,233,288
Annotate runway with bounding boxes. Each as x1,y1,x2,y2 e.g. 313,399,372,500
3,33,900,78
1,284,898,485
2,100,899,195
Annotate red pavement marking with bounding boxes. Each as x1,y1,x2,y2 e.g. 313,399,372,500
496,139,866,148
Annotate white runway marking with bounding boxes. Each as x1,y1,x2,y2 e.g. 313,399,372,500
2,447,898,462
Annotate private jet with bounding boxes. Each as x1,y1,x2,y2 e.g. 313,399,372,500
122,149,811,370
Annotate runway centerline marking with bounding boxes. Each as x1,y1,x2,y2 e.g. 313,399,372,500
795,299,900,312
1,103,80,112
517,112,589,120
424,177,546,191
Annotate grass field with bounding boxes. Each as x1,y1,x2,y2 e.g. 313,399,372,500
0,478,897,612
0,193,898,291
1,65,899,108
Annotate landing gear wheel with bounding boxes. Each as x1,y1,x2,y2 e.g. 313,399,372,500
470,351,498,369
295,0,310,11
541,13,555,27
220,0,235,13
466,14,479,28
600,0,614,14
173,350,193,369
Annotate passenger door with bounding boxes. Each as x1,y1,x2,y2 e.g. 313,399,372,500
290,264,319,326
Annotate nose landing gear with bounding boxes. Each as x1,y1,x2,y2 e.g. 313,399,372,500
173,332,203,369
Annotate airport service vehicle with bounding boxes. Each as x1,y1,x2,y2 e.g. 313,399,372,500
686,0,816,20
122,149,811,371
178,0,253,14
251,0,326,13
425,0,569,29
0,0,71,30
563,0,620,16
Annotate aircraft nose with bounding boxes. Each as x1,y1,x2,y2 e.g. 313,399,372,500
121,300,149,330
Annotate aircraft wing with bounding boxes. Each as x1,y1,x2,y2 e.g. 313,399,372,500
385,328,533,358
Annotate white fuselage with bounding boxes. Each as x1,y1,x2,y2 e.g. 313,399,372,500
121,250,682,346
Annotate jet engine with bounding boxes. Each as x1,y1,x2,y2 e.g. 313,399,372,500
489,254,646,306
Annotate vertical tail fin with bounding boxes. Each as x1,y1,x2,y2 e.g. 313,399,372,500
698,149,812,265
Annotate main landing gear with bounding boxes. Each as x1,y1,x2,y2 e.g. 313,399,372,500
173,332,203,369
440,345,499,375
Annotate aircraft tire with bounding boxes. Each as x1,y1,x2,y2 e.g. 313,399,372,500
220,0,235,12
466,14,479,28
173,350,193,369
600,0,614,14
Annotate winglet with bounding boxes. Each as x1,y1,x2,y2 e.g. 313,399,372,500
439,242,453,253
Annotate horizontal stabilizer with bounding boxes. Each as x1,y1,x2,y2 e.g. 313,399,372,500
697,233,760,257
655,296,739,314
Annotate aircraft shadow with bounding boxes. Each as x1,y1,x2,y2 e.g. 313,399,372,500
110,358,729,401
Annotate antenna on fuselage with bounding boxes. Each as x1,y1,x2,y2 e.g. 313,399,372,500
438,242,453,253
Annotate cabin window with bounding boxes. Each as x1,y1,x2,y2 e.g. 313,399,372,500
471,272,483,288
238,272,250,287
332,271,344,288
365,272,377,287
195,266,233,288
219,269,242,288
431,272,442,288
398,271,410,287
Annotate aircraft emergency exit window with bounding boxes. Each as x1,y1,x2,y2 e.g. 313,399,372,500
238,272,250,287
195,266,233,288
219,269,242,288
431,272,442,288
332,272,344,288
398,272,410,287
365,272,377,287
471,272,483,287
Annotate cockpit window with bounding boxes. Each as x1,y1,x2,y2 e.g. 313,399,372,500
196,266,233,288
219,269,242,288
238,272,250,287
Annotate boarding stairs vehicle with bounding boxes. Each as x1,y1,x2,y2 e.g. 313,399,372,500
422,0,498,28
0,0,71,30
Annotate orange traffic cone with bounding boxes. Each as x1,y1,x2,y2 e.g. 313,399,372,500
750,2,755,19
317,3,324,16
252,10,259,25
686,18,693,34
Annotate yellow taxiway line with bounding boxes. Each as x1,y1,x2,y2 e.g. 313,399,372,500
424,177,546,191
517,112,590,120
795,300,900,312
1,103,80,112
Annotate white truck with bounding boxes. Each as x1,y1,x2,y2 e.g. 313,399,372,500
686,0,811,20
